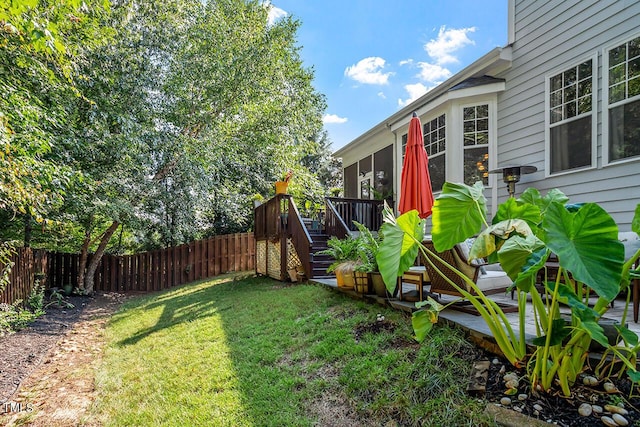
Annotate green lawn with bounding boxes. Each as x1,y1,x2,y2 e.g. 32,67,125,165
91,274,495,426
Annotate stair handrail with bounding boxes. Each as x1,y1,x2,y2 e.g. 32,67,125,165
285,197,313,280
324,197,351,240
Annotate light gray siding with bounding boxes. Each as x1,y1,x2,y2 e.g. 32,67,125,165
496,0,640,229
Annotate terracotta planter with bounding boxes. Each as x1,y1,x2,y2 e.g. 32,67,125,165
275,181,289,194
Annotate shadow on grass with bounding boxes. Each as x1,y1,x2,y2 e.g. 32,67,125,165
113,273,257,347
108,273,354,425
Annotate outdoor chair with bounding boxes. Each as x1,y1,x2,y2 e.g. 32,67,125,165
420,240,516,314
398,266,430,302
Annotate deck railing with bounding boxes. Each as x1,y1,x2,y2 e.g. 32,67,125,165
324,198,351,240
325,197,388,235
286,197,313,278
254,194,311,280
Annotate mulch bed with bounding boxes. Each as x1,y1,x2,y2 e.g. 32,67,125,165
484,354,640,426
0,295,89,405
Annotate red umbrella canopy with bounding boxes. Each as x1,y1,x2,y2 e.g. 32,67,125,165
399,112,434,219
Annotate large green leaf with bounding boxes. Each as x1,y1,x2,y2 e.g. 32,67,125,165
633,204,640,235
579,320,608,348
432,181,486,252
471,219,534,260
511,247,548,292
492,196,541,230
616,324,638,347
542,203,624,302
377,209,424,293
496,234,545,283
537,188,569,215
412,298,444,343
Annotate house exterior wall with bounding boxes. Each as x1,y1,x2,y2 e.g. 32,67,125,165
496,0,640,229
334,0,639,230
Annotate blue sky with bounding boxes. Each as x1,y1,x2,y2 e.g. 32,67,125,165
267,1,508,150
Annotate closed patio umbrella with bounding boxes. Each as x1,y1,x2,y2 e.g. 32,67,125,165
399,112,434,219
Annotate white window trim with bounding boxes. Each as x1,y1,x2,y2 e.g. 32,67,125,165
423,111,447,193
458,99,496,189
544,53,598,178
602,31,640,167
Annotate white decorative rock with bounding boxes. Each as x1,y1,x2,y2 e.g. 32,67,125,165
592,405,603,414
583,375,598,386
602,416,618,427
517,393,528,401
605,405,628,415
500,397,512,406
533,404,544,412
578,403,592,417
612,413,629,426
492,358,500,364
603,382,618,393
505,379,519,389
503,372,519,382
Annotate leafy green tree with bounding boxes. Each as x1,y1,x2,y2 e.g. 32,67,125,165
0,0,106,228
1,0,329,293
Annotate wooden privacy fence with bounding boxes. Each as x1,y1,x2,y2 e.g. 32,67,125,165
0,248,48,305
0,232,255,305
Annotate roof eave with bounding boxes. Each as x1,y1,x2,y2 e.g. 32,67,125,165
333,46,512,158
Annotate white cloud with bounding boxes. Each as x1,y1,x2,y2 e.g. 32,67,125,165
377,92,386,99
323,114,348,124
265,3,287,26
425,26,476,65
399,58,413,66
397,83,432,107
417,62,452,82
344,57,393,85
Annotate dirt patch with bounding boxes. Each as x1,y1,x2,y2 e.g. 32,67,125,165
0,292,127,426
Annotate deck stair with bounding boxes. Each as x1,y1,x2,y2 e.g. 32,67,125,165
304,221,334,279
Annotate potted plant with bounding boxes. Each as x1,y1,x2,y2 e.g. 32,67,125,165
353,221,387,296
275,170,293,195
316,235,360,289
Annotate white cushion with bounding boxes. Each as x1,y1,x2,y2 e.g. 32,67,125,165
476,269,512,292
619,232,640,261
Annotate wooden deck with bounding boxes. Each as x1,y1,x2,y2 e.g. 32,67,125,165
310,277,640,355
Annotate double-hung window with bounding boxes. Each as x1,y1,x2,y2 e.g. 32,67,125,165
423,114,446,192
605,34,640,163
547,58,595,174
462,105,489,186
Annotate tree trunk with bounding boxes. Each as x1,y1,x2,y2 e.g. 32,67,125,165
77,229,92,292
83,221,120,294
23,212,32,248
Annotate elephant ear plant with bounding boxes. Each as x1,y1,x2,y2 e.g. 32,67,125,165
377,181,640,397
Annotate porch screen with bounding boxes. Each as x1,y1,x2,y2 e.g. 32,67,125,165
373,145,393,201
344,163,358,198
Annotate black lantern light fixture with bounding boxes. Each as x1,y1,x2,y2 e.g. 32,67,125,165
489,165,537,198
